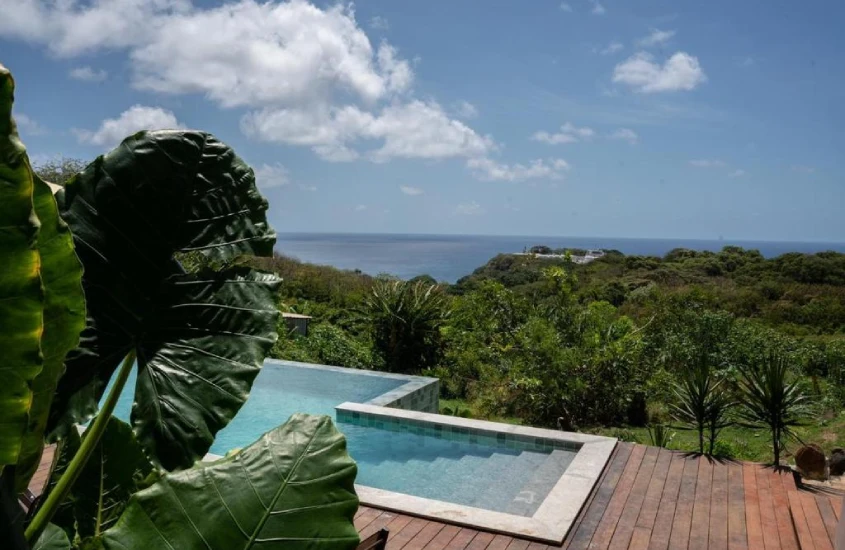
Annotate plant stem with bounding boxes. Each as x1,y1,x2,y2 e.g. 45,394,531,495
25,350,136,544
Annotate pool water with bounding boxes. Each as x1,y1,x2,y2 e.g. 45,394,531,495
109,361,575,516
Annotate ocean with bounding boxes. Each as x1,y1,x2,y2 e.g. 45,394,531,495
275,233,845,284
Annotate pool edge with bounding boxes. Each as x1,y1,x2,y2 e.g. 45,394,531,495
337,402,617,544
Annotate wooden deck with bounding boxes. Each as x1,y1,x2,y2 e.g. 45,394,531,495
31,442,843,549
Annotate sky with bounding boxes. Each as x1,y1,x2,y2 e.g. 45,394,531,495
1,0,843,242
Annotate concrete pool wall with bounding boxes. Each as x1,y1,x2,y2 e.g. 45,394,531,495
265,359,440,413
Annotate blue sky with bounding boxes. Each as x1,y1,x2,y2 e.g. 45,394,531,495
2,0,843,241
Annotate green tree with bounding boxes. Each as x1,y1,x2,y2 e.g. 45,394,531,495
32,157,87,186
363,278,450,373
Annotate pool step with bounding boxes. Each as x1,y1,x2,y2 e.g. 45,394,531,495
465,450,550,514
503,449,575,516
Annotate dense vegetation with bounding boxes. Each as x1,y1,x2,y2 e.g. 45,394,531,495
258,247,845,463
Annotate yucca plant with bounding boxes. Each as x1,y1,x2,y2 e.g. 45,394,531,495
362,279,450,373
647,424,675,448
669,364,734,454
735,352,808,466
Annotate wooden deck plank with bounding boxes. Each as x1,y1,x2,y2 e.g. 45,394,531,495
688,456,714,550
815,494,840,544
769,469,799,550
403,522,447,550
647,452,686,550
789,491,818,550
464,532,495,550
586,444,648,549
485,534,515,550
830,496,842,521
708,460,729,550
668,453,702,550
424,525,462,550
354,507,384,531
524,542,549,550
756,465,781,550
626,448,673,550
726,462,748,550
799,492,834,550
742,462,765,550
359,510,402,541
386,517,430,550
608,446,661,549
444,529,481,550
503,540,529,550
563,442,633,550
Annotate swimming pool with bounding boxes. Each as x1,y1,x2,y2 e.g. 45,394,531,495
109,359,615,542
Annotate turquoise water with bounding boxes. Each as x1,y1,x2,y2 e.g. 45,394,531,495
110,361,574,516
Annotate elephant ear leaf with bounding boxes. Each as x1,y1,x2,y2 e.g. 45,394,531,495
72,417,155,539
102,414,360,550
49,130,280,471
0,64,44,470
31,524,70,550
14,175,86,492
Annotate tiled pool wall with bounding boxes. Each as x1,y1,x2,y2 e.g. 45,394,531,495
366,377,439,413
336,407,581,454
266,359,439,413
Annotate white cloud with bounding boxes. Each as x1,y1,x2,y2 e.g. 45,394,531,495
610,128,638,144
400,185,423,196
2,0,498,167
590,0,606,15
453,100,479,119
253,163,289,189
531,122,595,145
791,165,815,174
637,29,676,48
467,157,570,182
599,42,624,55
559,2,573,12
0,1,411,108
74,105,184,148
689,159,726,168
354,204,367,211
455,201,484,215
298,184,317,191
613,52,706,93
369,15,389,31
69,66,107,82
728,169,746,178
14,113,47,136
242,100,494,163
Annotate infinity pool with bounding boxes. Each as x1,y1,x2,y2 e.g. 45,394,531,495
110,360,576,517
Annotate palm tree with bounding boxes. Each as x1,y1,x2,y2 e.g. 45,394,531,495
735,352,808,466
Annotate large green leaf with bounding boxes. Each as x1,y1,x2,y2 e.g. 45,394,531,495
0,63,45,469
31,524,70,550
15,175,86,492
48,130,280,470
102,414,360,550
73,417,155,539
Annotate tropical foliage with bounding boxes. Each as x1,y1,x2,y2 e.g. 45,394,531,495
0,64,358,550
259,243,842,463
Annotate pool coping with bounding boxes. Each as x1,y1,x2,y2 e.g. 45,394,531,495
264,359,439,411
337,402,617,544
